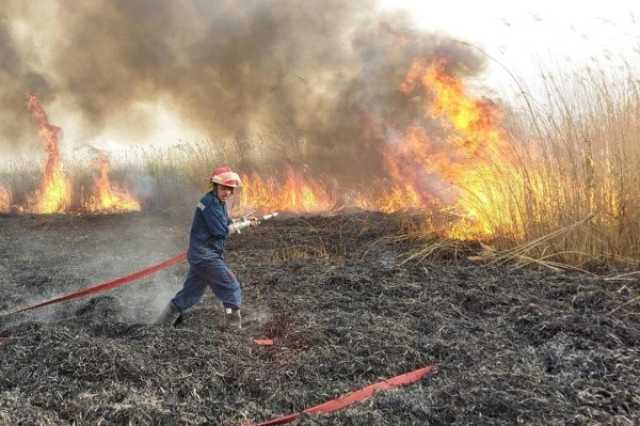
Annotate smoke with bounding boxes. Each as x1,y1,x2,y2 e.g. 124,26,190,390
0,7,54,152
1,0,486,183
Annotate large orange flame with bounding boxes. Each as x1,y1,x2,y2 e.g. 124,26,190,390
26,94,72,214
401,59,520,239
236,59,519,242
83,154,141,213
18,61,517,236
423,60,510,160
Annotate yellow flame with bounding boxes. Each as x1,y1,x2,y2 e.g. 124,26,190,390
398,59,522,239
0,185,11,213
83,155,141,213
238,166,334,214
26,94,72,214
24,96,141,215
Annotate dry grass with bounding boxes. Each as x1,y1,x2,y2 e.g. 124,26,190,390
523,68,640,266
466,216,597,272
432,66,640,268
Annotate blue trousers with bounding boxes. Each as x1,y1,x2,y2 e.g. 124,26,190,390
171,256,241,312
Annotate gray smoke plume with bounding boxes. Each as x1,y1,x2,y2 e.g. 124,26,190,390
0,0,486,184
0,7,53,151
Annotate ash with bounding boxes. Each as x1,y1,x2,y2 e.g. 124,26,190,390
0,212,638,425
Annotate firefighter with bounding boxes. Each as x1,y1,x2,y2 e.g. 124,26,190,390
156,165,257,329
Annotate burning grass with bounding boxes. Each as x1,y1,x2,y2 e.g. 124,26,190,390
0,95,143,215
152,65,640,267
0,185,11,213
3,63,640,268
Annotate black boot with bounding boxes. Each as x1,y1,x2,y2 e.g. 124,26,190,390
223,307,242,330
155,302,181,327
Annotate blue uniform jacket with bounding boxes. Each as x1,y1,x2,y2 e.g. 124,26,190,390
187,192,230,263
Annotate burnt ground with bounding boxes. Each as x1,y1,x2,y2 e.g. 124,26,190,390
0,211,639,425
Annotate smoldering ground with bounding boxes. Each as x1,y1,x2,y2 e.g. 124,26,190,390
0,211,639,425
1,0,486,184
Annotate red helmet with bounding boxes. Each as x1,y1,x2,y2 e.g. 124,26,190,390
210,165,242,188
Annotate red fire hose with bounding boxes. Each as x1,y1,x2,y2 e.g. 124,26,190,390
1,251,439,425
240,364,438,425
2,213,283,317
3,252,187,316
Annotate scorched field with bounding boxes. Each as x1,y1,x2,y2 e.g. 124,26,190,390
0,211,638,425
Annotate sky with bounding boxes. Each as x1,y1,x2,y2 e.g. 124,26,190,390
381,0,640,97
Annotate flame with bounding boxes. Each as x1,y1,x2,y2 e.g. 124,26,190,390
378,126,439,213
423,61,510,160
22,95,141,215
399,59,521,239
83,154,141,213
16,61,521,237
235,58,519,232
0,185,11,213
238,166,334,214
26,94,72,214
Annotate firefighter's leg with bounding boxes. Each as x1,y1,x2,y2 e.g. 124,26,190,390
157,266,205,326
155,301,181,327
199,259,242,329
171,265,208,313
